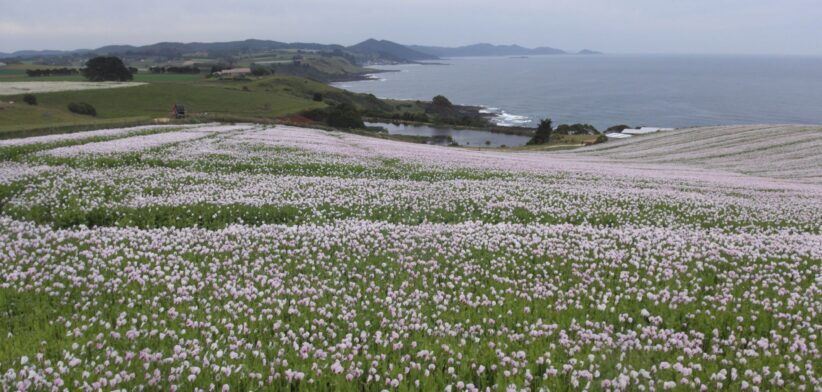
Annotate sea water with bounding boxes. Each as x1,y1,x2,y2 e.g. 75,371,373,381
335,54,822,130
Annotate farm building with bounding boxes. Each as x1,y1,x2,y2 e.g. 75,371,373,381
170,103,186,119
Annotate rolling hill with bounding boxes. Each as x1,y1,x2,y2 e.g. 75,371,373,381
347,39,439,62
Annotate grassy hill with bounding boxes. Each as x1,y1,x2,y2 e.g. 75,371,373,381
0,72,451,137
0,75,362,135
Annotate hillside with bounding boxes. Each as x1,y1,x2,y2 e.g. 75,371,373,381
0,75,392,135
347,39,438,62
0,39,435,65
577,124,822,183
409,43,567,57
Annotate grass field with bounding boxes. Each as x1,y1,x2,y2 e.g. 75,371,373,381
0,75,358,135
0,124,819,391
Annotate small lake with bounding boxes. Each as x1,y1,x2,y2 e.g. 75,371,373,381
366,122,532,148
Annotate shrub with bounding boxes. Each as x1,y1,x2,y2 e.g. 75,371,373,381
313,93,324,102
555,123,599,135
250,64,271,76
22,94,37,105
303,104,364,129
327,104,364,129
68,102,97,116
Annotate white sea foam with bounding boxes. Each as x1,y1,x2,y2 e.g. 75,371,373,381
606,133,633,139
493,111,531,127
477,106,531,127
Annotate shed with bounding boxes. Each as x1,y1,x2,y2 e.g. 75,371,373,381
171,103,186,119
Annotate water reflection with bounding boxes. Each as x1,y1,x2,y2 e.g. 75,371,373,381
366,122,531,148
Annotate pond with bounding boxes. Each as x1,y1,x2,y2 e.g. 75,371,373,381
366,122,532,148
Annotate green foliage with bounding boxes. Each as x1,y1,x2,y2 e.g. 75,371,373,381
81,56,134,82
554,123,599,135
527,118,553,145
250,64,272,76
303,103,364,129
22,94,37,106
432,95,453,107
312,93,323,102
390,112,429,123
67,102,97,117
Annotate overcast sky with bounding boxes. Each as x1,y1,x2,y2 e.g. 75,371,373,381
1,0,820,55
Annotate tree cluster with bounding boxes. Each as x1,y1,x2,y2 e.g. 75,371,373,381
25,68,78,77
81,56,133,82
149,66,201,74
554,123,599,135
303,103,364,129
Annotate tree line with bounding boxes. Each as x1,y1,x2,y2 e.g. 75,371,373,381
25,68,79,77
149,66,201,74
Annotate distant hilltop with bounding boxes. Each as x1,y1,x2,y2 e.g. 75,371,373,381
0,38,601,63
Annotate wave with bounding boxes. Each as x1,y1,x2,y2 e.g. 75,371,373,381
479,106,531,127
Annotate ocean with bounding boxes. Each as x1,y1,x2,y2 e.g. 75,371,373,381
333,54,822,130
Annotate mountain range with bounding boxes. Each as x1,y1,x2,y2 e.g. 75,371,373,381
0,39,599,62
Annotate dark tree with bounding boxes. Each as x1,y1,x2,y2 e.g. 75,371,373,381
22,94,37,105
432,95,453,107
527,118,553,145
81,56,133,82
312,93,324,102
